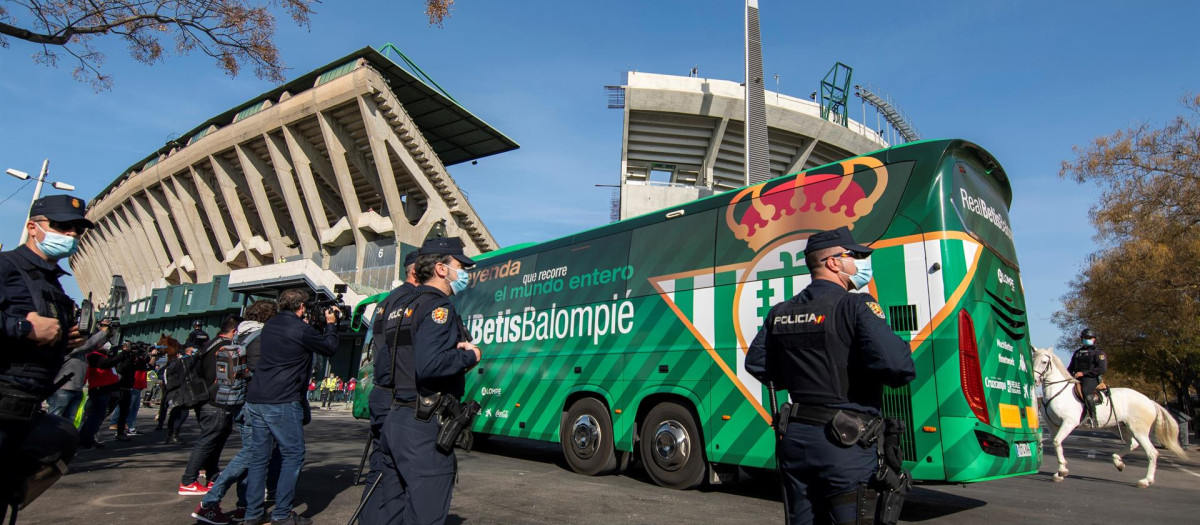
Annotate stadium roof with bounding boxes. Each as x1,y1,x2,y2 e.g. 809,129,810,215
94,45,519,203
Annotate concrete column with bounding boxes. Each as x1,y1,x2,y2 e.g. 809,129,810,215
281,124,342,233
158,177,215,281
263,132,319,257
316,111,368,277
169,172,230,276
95,217,142,300
234,143,294,260
702,117,730,188
208,154,264,267
110,206,156,300
321,110,387,203
187,166,236,258
358,95,414,238
120,202,172,289
79,234,115,298
785,138,820,176
138,190,193,284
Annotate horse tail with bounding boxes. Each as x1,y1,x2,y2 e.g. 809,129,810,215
1152,403,1187,459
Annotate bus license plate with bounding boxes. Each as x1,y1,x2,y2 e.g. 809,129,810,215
1015,442,1032,458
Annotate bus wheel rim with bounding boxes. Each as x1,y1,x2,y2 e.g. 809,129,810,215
571,414,601,460
651,420,690,471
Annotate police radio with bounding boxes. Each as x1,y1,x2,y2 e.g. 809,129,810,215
76,295,96,335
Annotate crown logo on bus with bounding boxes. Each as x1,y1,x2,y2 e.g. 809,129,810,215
725,157,890,252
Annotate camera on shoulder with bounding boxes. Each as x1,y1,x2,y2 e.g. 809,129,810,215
304,284,352,329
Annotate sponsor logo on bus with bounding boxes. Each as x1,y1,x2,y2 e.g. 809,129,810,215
998,354,1015,367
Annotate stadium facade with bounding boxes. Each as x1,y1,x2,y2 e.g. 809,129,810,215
70,46,517,376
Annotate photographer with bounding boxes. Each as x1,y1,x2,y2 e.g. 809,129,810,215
47,319,115,419
241,289,338,525
111,340,151,441
79,341,131,449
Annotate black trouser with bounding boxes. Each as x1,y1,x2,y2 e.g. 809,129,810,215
115,388,132,435
1080,377,1100,420
167,404,190,434
156,384,170,427
780,421,878,525
182,404,235,485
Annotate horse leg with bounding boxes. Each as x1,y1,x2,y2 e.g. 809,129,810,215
1133,431,1159,488
1112,425,1136,472
1051,422,1076,482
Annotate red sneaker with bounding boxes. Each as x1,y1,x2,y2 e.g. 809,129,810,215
191,503,233,525
178,482,210,495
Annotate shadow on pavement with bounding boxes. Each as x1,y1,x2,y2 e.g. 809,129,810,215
900,486,986,521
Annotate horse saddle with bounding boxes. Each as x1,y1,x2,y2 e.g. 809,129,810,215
1073,382,1109,405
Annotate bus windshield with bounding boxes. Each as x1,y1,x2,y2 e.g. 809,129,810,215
951,159,1018,268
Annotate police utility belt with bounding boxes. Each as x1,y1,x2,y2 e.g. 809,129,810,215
776,402,912,525
387,291,481,454
0,372,75,422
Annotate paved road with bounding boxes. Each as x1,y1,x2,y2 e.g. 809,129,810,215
19,408,1198,524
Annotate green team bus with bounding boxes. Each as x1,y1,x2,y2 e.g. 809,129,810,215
353,138,1041,489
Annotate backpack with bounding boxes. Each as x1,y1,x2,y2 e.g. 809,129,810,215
212,330,262,407
165,353,209,409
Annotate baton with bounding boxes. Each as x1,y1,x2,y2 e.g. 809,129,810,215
346,473,381,525
768,381,789,525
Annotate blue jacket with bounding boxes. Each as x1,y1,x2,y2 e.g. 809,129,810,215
245,312,338,404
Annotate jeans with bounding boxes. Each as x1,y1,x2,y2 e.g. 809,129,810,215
182,404,236,485
243,401,306,521
201,407,282,510
79,387,115,446
46,389,83,421
110,390,142,430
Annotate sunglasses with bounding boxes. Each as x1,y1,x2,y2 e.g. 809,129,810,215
820,251,862,262
38,219,86,234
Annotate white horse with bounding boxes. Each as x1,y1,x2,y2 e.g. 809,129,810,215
1031,347,1186,488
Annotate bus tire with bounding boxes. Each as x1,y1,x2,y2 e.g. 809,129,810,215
639,402,705,489
561,397,618,476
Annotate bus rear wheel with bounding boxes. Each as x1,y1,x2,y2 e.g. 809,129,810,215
561,397,617,476
639,402,705,489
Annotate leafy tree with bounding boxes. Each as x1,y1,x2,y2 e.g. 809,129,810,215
0,0,456,90
1056,94,1200,412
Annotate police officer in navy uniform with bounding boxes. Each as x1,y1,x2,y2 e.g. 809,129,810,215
183,319,210,353
0,195,92,523
746,226,915,525
358,249,420,525
376,238,480,524
1067,328,1106,427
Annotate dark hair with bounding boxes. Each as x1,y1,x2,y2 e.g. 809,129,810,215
805,246,843,271
220,315,242,335
278,288,309,313
244,299,279,323
414,253,453,284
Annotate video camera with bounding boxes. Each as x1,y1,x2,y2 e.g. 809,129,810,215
304,284,351,329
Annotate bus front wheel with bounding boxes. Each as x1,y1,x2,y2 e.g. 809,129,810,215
561,397,618,476
639,402,705,489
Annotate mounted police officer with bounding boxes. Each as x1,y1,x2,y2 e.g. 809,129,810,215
746,226,915,525
357,249,420,525
1068,328,1107,427
0,195,92,523
375,237,480,525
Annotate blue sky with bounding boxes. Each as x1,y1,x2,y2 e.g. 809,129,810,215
1,0,1197,350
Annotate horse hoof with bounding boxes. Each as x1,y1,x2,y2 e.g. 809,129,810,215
1115,462,1125,472
1137,480,1151,489
1052,474,1065,482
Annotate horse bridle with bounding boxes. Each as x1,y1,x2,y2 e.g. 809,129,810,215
1034,355,1079,426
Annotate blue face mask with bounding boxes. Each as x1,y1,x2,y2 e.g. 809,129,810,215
842,257,873,290
1082,338,1095,347
35,222,79,260
447,265,470,295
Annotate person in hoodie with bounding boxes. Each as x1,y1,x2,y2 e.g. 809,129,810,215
191,300,282,525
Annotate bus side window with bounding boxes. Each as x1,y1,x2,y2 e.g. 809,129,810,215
627,208,718,299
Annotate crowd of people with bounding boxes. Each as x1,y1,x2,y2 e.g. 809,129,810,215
310,374,355,406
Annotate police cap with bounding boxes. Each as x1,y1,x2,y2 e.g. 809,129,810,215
803,226,873,257
403,250,420,267
419,237,475,267
1080,328,1095,339
29,195,94,229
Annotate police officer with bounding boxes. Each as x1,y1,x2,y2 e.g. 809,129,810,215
0,195,92,523
376,238,480,525
358,249,420,525
183,319,210,352
1068,328,1106,427
746,227,915,525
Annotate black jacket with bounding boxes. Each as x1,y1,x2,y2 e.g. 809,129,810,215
0,246,77,391
245,313,338,404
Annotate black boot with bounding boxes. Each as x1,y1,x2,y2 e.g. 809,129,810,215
1084,397,1098,428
